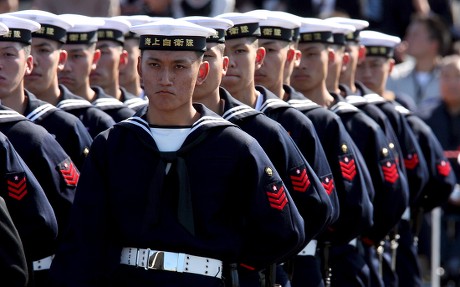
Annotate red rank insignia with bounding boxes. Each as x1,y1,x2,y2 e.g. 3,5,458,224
404,153,419,170
6,172,27,200
290,167,310,192
321,176,335,195
382,161,399,184
266,182,288,211
58,158,80,186
339,155,356,181
437,160,452,177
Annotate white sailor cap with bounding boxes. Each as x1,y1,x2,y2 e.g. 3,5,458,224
298,17,335,44
115,15,173,40
249,10,301,42
359,30,401,58
61,14,105,44
0,22,8,36
10,10,72,43
130,18,216,52
181,16,233,43
0,14,40,45
324,20,356,45
216,12,266,39
95,17,131,45
326,17,369,42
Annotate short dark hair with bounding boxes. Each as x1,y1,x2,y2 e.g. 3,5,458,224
410,14,451,56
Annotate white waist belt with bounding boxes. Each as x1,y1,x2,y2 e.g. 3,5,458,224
298,240,317,256
120,247,223,279
33,255,54,271
401,207,411,221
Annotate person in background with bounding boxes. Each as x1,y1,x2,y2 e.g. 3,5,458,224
115,15,153,100
9,9,93,171
417,54,460,285
0,130,58,287
11,10,115,140
356,30,433,287
49,18,306,287
0,193,28,287
386,14,451,108
286,17,377,287
58,14,135,123
185,14,334,287
91,16,146,112
0,13,80,287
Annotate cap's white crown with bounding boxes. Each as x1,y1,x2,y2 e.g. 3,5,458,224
113,15,153,27
324,20,356,35
0,14,40,32
299,17,336,33
0,22,8,35
10,9,73,30
359,30,401,47
326,17,369,30
60,14,105,33
95,17,131,34
180,16,234,31
251,10,301,29
130,18,216,38
216,12,266,26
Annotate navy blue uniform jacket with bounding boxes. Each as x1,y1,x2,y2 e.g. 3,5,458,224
91,86,136,123
56,85,115,139
49,103,305,286
24,90,93,171
219,87,332,241
284,86,374,244
255,85,340,229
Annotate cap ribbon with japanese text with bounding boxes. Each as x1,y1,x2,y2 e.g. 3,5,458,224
216,12,266,40
359,30,401,58
0,14,40,45
130,18,216,52
9,10,73,44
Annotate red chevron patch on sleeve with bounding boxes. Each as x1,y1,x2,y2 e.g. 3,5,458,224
321,176,335,195
6,172,27,200
339,155,356,181
266,183,288,211
58,158,80,186
437,160,452,177
290,167,310,192
382,161,399,184
404,153,419,170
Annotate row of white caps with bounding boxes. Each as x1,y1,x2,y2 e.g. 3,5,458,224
0,10,401,51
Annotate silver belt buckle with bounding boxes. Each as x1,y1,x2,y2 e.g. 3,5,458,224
147,249,164,270
147,250,181,272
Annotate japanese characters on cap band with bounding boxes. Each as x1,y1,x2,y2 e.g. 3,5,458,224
139,35,207,51
8,10,72,43
207,29,225,43
259,26,293,42
359,30,401,58
98,29,125,44
299,31,333,44
131,18,215,52
0,28,32,44
326,17,369,43
364,46,394,58
34,24,67,43
66,30,98,44
225,22,260,39
0,15,40,45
